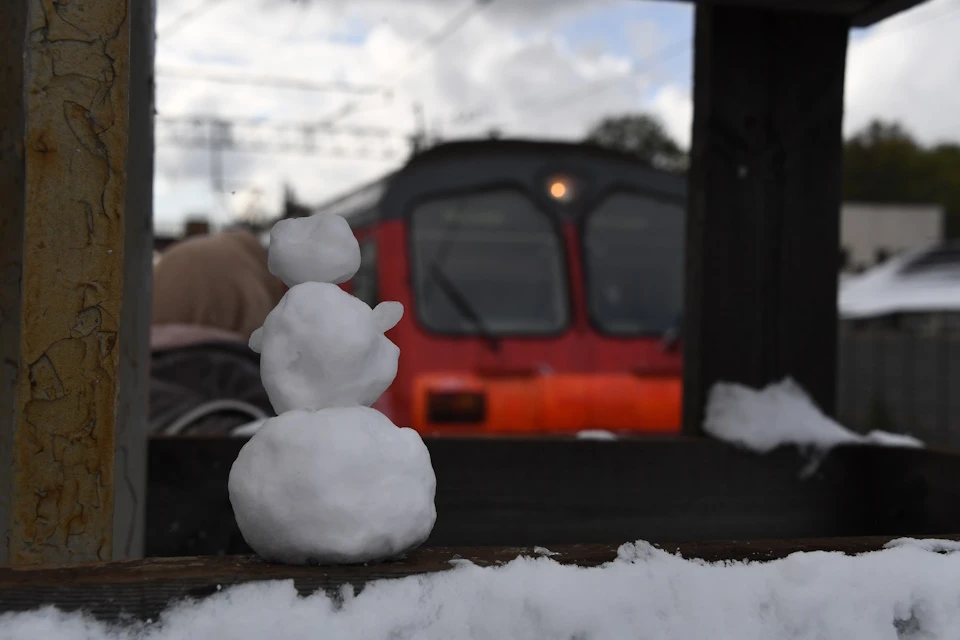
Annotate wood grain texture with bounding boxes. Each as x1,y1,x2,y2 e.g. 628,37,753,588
144,437,960,557
0,0,29,569
112,0,154,562
3,0,130,565
3,535,958,621
682,6,848,435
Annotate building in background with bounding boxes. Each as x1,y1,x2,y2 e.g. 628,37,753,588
840,202,944,273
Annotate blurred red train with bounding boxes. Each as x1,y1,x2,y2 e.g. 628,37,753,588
316,139,686,436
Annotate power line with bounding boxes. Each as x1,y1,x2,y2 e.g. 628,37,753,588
519,39,691,115
158,115,407,138
156,67,392,97
396,0,495,83
450,1,957,132
450,38,690,129
155,115,407,158
315,0,495,127
158,0,230,37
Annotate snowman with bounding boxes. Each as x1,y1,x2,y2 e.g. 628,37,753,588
228,213,437,565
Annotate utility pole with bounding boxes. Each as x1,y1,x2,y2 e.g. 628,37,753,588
411,102,427,154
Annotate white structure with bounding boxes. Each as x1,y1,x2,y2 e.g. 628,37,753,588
839,242,960,322
841,202,944,273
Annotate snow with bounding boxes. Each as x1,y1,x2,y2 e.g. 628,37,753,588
227,212,436,566
704,378,923,454
256,282,402,414
575,429,618,440
7,540,960,639
884,537,960,553
267,213,361,287
228,407,436,565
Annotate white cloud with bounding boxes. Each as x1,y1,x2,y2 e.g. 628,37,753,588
151,0,958,232
152,0,688,230
650,84,692,149
844,0,960,144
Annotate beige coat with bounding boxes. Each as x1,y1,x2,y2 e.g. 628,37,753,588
152,229,287,342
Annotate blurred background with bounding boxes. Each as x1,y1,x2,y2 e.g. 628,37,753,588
149,0,960,446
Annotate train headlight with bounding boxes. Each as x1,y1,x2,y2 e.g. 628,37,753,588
546,175,576,203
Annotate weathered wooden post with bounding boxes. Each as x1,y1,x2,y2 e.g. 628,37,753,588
682,6,849,434
0,0,149,565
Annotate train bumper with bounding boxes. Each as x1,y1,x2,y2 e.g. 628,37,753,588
411,372,681,435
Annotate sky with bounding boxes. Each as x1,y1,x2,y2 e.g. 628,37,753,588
153,0,960,234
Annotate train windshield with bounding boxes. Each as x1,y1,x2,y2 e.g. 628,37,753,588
411,189,569,335
583,191,685,336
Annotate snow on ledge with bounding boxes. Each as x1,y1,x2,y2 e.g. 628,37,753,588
703,378,923,454
5,540,960,639
575,429,618,441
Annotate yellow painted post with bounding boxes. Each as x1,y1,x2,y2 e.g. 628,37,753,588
0,0,130,565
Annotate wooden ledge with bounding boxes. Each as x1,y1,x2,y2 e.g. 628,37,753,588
2,535,959,621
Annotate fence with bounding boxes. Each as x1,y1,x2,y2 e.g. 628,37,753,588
837,330,960,449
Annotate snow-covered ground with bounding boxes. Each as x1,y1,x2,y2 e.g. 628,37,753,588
4,538,960,639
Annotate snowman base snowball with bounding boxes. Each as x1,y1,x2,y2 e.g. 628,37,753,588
228,406,437,565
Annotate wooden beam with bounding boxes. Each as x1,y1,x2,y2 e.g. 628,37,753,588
0,0,29,570
0,0,131,565
112,0,154,561
655,0,930,26
682,6,849,436
853,0,929,26
145,437,960,556
2,535,958,620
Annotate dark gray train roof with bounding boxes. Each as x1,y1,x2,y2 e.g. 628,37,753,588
312,138,687,227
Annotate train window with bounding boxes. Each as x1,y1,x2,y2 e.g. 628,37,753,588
352,238,378,308
584,192,685,336
411,189,568,335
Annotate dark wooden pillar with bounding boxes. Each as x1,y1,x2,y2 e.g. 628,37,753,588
682,6,849,435
112,0,155,560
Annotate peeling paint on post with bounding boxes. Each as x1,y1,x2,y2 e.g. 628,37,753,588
0,0,130,565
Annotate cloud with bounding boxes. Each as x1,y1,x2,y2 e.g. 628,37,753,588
844,0,960,144
152,0,958,232
153,0,690,230
650,84,692,149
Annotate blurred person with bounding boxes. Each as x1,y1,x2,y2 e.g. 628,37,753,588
149,226,287,436
151,226,286,350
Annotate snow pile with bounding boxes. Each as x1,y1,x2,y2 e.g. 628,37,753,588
229,407,436,564
885,537,960,553
7,539,960,639
704,378,923,454
229,213,436,565
575,429,618,440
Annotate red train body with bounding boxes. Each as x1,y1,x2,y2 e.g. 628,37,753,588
316,139,686,436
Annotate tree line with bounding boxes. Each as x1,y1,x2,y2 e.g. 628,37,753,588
584,114,960,237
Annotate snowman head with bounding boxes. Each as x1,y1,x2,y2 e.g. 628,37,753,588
257,282,403,414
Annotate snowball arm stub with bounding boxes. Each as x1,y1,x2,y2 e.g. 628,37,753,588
258,282,401,414
228,406,437,565
373,301,403,333
249,326,263,354
268,214,361,287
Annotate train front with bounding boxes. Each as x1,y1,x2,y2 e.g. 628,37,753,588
374,140,686,437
